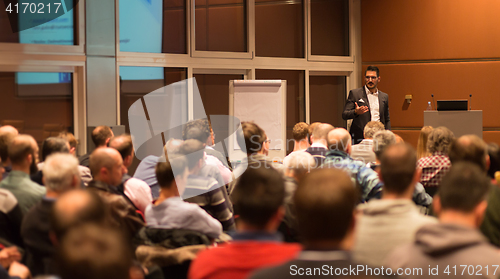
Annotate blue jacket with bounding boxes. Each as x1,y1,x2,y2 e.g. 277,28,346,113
322,150,432,207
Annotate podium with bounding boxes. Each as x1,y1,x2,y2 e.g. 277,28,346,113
423,110,483,139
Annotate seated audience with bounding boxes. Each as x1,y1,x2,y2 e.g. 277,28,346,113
32,137,92,187
87,148,144,238
353,143,437,266
305,123,334,167
0,135,46,214
250,169,375,279
79,126,114,167
417,126,455,196
109,134,152,213
385,162,500,279
283,122,310,168
180,140,235,232
145,156,222,239
189,167,301,279
416,126,433,160
21,153,81,276
350,121,385,164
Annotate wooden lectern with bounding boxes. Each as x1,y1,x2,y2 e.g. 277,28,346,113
423,110,483,138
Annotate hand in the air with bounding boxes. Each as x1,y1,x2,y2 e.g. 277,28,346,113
355,102,369,115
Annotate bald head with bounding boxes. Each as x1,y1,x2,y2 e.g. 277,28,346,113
327,128,352,153
89,147,125,186
51,189,108,240
312,124,334,143
0,125,19,162
9,134,38,168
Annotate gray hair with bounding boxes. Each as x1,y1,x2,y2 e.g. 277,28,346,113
43,153,79,192
363,121,385,139
373,131,397,159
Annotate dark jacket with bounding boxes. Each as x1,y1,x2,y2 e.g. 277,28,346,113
342,87,390,144
87,180,145,238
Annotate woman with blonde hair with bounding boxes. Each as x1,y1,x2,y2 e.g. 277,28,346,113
416,126,433,160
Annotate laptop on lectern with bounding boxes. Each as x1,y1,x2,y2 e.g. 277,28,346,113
436,100,468,111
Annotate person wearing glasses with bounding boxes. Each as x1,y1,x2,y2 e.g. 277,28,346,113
342,66,391,145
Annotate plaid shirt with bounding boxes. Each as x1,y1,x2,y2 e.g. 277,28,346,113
417,152,451,188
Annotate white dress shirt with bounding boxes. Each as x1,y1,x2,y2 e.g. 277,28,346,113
365,85,380,122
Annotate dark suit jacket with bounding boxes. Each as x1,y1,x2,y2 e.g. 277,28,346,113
342,87,391,144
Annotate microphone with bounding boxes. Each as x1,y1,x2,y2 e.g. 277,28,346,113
431,94,436,111
469,94,472,110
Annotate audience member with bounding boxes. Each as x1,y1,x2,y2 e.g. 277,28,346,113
189,167,301,279
145,156,221,238
322,128,383,201
372,131,432,207
442,135,500,249
32,137,92,187
0,126,19,179
57,131,79,156
385,163,500,279
21,153,80,276
180,140,235,231
250,169,367,279
448,134,489,172
234,121,284,178
353,143,437,266
50,189,108,241
350,121,384,164
283,122,310,168
416,126,433,160
79,126,114,167
183,124,231,185
109,134,152,213
55,223,139,279
280,151,315,242
368,130,397,170
305,123,334,167
0,189,23,248
87,148,144,238
307,122,321,145
0,135,45,214
417,126,455,196
182,118,231,169
57,131,93,186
